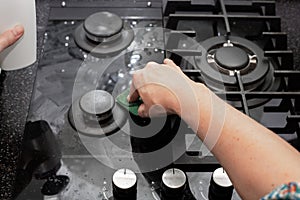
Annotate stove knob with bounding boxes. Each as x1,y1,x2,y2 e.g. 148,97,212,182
112,169,137,200
208,167,234,200
161,168,187,200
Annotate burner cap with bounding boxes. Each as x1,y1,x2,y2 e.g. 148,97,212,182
215,46,249,70
74,11,134,57
69,90,127,137
79,90,114,121
84,12,123,39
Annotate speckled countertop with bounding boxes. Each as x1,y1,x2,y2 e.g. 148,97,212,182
0,0,299,199
0,0,50,199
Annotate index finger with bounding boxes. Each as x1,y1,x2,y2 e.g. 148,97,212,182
127,74,140,102
127,82,140,103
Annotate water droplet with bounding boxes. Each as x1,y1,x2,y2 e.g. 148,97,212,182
130,54,142,64
131,21,137,26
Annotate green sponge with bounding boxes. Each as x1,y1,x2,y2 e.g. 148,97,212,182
116,88,143,116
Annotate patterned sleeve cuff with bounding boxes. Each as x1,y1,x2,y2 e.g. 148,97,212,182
261,182,300,200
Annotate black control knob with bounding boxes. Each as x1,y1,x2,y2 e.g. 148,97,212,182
208,167,234,200
161,168,187,200
112,169,137,200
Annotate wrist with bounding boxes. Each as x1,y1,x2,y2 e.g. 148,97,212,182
176,81,212,131
172,80,209,116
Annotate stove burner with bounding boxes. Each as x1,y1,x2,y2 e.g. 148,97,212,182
68,90,127,137
215,46,249,70
74,12,134,57
195,36,281,108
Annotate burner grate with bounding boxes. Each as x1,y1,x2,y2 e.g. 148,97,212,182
164,0,300,171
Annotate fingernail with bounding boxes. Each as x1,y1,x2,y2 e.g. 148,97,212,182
127,95,130,102
12,25,24,37
138,111,144,118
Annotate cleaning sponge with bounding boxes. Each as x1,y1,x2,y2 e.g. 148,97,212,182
116,88,143,116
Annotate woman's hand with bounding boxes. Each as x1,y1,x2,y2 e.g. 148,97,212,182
128,59,197,118
0,25,24,52
128,58,300,200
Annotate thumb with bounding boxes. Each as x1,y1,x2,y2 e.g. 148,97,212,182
0,25,24,52
163,58,178,68
138,104,148,118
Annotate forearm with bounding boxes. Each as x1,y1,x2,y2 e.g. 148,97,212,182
178,82,300,200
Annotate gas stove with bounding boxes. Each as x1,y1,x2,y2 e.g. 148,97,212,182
14,0,300,199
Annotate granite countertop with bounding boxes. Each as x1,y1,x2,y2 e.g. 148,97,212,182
0,1,50,199
0,0,299,199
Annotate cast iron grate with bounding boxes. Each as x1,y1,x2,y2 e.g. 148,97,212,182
164,0,300,171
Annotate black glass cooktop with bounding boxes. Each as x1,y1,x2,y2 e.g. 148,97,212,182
15,1,300,199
